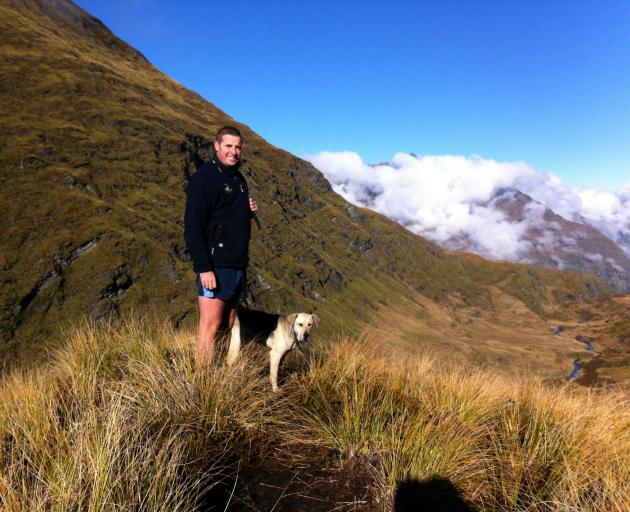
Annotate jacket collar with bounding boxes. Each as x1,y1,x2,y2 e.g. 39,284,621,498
212,154,240,174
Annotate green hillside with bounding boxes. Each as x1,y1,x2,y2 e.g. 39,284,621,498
0,0,609,364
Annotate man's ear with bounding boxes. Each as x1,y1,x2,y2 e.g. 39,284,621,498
287,313,298,328
213,139,220,152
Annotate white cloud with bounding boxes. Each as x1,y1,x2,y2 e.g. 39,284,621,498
304,151,630,262
584,253,604,262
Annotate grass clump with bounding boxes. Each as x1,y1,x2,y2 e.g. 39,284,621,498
297,339,630,511
0,316,628,510
0,317,289,510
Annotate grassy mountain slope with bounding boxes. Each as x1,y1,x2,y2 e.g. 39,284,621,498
0,0,610,368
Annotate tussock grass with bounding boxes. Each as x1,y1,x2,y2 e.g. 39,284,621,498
0,317,290,510
298,339,630,511
0,318,628,511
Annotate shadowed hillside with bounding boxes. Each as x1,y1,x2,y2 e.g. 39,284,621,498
0,0,611,366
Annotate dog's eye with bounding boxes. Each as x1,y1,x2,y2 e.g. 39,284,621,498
298,323,303,326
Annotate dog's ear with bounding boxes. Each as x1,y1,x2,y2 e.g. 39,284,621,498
311,314,320,326
287,313,298,328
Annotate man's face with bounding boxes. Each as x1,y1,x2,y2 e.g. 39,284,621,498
214,134,242,167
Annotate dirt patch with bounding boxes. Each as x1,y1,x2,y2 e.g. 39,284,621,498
200,444,381,511
577,356,630,389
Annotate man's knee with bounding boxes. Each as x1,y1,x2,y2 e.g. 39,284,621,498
198,299,225,332
199,316,222,332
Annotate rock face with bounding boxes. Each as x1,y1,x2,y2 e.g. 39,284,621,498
0,0,609,361
489,189,630,292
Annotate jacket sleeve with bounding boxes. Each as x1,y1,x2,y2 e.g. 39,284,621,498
184,175,214,273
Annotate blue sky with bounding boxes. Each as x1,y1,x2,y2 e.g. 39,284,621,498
75,0,629,190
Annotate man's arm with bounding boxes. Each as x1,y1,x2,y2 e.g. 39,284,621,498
184,176,214,274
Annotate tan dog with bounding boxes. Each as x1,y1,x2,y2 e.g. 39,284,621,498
227,311,319,391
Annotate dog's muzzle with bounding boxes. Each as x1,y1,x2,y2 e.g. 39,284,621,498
294,331,309,345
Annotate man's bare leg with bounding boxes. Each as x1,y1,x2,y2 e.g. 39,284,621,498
197,296,226,365
197,296,240,365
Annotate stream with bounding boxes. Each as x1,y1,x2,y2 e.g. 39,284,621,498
561,331,597,382
564,360,582,381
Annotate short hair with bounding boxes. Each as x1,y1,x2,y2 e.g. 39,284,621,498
215,126,242,143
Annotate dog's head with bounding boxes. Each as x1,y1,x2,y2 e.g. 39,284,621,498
287,313,319,342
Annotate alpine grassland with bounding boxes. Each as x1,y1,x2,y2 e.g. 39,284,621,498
1,316,627,511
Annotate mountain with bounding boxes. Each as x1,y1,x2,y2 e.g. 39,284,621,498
447,188,630,292
312,152,630,293
0,0,611,371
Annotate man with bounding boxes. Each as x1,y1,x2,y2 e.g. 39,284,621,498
184,126,258,364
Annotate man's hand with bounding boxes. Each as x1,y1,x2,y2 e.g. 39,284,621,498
200,271,216,290
249,197,258,213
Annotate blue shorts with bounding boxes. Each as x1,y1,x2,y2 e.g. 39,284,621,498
196,268,247,301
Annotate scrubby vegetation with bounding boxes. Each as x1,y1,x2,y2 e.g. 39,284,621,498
1,317,627,511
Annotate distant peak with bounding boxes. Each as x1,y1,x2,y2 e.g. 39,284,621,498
491,187,531,202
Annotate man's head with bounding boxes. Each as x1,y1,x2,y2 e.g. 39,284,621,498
214,126,242,167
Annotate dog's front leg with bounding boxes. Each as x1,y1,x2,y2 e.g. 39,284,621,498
269,349,284,392
226,315,241,366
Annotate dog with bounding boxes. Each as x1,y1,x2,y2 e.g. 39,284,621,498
226,309,319,392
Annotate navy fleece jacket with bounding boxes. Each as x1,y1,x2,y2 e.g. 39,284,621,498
184,158,251,273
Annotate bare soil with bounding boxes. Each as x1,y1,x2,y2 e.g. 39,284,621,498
200,444,381,511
